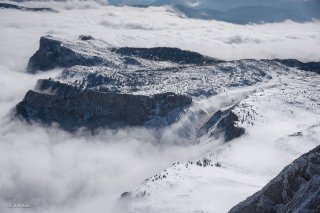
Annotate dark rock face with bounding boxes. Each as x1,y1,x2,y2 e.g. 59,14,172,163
273,59,320,74
0,3,56,12
120,192,133,198
26,36,220,73
112,47,218,65
16,80,192,131
174,5,308,25
217,111,245,142
79,35,94,41
27,36,106,73
198,109,245,142
229,145,320,213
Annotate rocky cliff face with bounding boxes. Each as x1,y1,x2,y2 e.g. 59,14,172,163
229,145,320,213
27,36,115,73
16,84,191,131
0,3,56,12
268,59,320,75
197,109,245,142
26,35,219,74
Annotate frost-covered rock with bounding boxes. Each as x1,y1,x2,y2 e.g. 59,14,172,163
268,59,320,75
0,3,56,12
27,36,114,73
197,109,245,142
229,145,320,213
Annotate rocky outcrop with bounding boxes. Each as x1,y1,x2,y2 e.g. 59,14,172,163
217,111,245,142
229,145,320,213
197,109,245,142
27,36,107,73
16,80,191,131
112,46,218,65
0,3,56,12
26,35,219,73
272,59,320,74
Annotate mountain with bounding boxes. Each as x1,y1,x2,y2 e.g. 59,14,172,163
117,50,320,212
1,2,320,213
0,2,56,12
151,0,320,12
121,0,320,24
229,145,320,213
174,5,308,24
16,35,320,135
6,0,320,24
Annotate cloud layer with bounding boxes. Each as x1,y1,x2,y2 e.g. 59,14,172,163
0,2,320,213
0,1,320,73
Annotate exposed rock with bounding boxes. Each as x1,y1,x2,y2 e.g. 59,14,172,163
78,35,94,41
16,80,191,131
26,35,220,73
229,145,320,213
27,36,107,73
18,36,316,134
120,192,133,198
0,3,56,12
111,46,218,65
197,109,245,142
215,162,222,167
289,131,304,137
271,59,320,74
218,111,245,142
172,4,315,25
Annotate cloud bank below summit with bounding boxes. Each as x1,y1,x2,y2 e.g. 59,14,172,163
0,1,320,70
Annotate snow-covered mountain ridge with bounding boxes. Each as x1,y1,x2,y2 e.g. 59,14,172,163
119,64,320,212
16,35,319,134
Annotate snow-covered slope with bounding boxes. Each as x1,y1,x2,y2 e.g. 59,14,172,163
17,35,319,133
26,35,212,73
230,144,320,213
119,67,320,213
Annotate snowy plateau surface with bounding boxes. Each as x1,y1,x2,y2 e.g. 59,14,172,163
1,2,320,213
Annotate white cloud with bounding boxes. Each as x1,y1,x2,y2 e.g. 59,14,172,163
0,2,319,213
0,2,319,73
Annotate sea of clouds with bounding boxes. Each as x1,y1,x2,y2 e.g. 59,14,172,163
0,1,320,212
